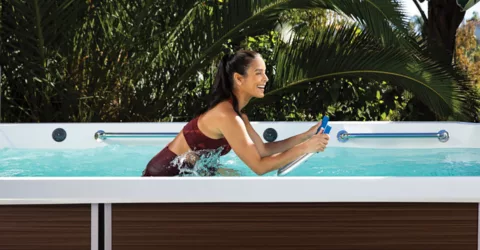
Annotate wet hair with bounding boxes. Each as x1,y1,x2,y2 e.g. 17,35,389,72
201,50,259,117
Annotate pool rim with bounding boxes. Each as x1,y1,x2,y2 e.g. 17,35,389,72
2,176,480,205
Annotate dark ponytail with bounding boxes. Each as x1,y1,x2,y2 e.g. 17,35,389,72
199,50,259,117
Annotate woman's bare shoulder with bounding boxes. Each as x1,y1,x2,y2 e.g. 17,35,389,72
198,101,240,137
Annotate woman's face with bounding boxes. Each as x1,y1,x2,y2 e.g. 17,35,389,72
234,55,269,98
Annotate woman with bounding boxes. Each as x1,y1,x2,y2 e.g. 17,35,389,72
142,50,330,176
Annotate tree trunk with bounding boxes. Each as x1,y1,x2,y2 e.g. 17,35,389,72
406,0,467,121
427,0,466,64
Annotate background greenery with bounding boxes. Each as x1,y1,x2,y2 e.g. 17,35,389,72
0,0,479,123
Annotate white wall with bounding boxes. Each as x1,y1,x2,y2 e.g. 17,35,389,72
0,121,478,149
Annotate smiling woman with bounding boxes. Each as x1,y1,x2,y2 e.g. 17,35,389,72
142,50,330,177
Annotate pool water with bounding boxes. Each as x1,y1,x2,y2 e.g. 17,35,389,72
0,145,479,177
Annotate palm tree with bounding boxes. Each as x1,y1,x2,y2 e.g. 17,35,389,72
0,0,470,122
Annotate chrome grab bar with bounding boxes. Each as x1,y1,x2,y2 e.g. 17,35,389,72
94,130,178,141
277,152,312,176
337,129,449,143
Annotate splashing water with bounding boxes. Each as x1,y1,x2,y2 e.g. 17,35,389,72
172,147,239,176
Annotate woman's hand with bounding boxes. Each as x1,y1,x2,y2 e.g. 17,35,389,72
303,132,330,154
305,121,323,139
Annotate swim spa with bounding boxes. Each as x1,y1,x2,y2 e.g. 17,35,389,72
0,121,479,250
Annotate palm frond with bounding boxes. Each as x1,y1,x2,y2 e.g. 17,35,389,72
169,0,411,84
252,23,462,117
0,0,89,121
1,0,87,69
295,0,411,45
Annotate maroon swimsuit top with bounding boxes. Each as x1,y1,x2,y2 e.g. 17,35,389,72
182,116,232,156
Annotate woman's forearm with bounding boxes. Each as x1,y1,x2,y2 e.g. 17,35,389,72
253,142,309,175
263,131,310,156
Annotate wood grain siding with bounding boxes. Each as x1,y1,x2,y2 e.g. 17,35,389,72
112,203,478,250
0,205,91,250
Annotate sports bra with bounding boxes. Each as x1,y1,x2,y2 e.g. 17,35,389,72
182,116,232,156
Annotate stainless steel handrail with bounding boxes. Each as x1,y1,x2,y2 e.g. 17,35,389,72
337,129,449,143
277,152,313,176
94,130,178,141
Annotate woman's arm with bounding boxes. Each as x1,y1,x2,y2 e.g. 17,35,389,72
241,114,320,157
221,112,329,175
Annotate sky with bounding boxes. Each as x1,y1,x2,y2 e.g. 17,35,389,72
402,0,480,20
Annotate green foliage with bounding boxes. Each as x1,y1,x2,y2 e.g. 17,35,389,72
247,79,411,122
0,0,475,123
